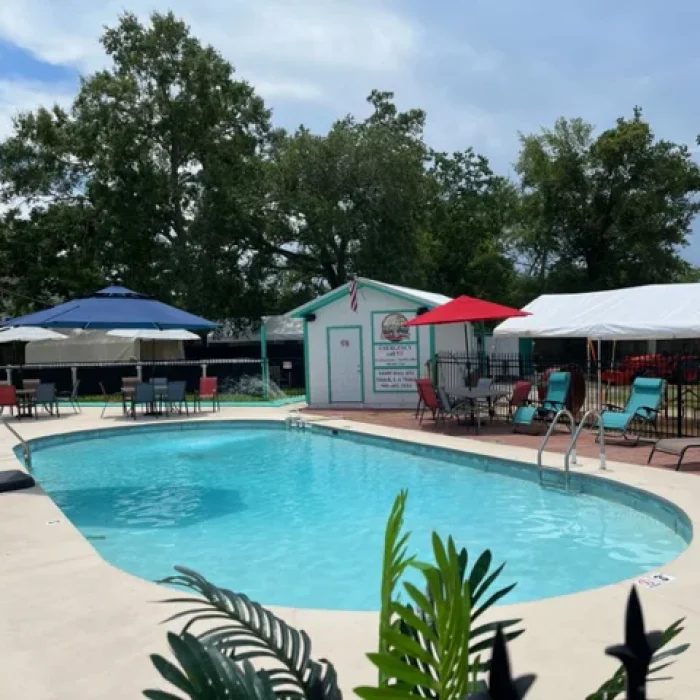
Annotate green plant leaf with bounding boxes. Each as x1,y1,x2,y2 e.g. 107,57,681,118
471,562,507,605
468,550,492,593
378,490,415,686
154,568,341,700
360,492,523,700
367,652,437,689
355,685,415,700
146,632,281,700
143,690,184,700
472,582,517,620
587,617,690,700
150,653,196,696
380,627,435,666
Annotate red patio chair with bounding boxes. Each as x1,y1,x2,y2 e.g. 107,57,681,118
415,378,439,424
506,380,533,421
195,376,220,412
0,385,17,417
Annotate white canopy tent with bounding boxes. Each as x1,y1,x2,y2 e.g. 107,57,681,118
106,329,200,341
25,329,186,364
494,283,700,340
0,327,67,342
494,283,700,422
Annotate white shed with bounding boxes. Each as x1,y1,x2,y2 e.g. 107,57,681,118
288,278,471,409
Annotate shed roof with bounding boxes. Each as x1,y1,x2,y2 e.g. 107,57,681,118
287,278,451,318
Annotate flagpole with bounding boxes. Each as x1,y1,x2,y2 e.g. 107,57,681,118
349,274,359,313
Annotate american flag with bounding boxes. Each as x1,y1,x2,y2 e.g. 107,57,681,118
349,275,358,312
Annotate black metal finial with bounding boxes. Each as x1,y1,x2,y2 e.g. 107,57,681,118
605,587,664,700
469,627,536,700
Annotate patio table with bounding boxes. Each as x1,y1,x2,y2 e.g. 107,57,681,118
446,386,508,434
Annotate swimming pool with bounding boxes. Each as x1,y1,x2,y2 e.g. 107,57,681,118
27,422,689,610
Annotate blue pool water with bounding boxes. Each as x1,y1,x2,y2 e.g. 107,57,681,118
29,424,688,610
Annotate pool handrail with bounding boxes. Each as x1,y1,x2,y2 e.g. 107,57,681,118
537,409,576,488
565,410,606,489
2,418,31,472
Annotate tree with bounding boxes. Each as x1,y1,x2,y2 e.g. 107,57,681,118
259,91,434,293
0,12,271,319
515,108,700,294
425,149,518,302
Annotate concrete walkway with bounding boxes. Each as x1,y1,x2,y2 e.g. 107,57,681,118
0,407,699,699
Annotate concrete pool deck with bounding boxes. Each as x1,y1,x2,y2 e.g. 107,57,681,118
1,406,699,699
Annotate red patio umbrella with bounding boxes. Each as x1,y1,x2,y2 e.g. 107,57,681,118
406,295,530,358
406,295,530,326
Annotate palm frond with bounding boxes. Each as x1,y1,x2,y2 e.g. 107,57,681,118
356,533,477,700
156,567,341,700
378,489,415,685
586,617,689,700
145,632,279,700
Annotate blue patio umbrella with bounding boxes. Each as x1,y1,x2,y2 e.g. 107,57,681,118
3,285,218,331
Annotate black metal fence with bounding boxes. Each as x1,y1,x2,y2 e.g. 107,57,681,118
7,358,268,397
434,350,700,439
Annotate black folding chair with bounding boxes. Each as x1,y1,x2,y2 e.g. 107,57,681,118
131,383,156,419
166,381,189,415
57,379,81,414
33,383,59,418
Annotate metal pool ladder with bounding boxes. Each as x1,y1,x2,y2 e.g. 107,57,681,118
2,418,32,471
563,409,607,490
537,409,575,489
285,412,309,430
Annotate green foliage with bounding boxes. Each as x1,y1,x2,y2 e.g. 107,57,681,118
514,108,700,295
586,617,689,700
2,8,700,323
146,566,341,700
425,150,518,303
0,11,271,320
261,91,433,292
356,492,523,700
145,632,278,700
378,489,415,684
357,534,479,700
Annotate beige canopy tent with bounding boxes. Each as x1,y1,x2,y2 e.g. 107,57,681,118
25,329,186,364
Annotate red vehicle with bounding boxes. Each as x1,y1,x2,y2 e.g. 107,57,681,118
602,353,699,385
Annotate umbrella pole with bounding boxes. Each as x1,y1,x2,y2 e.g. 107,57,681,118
597,339,602,409
463,323,470,386
479,321,487,376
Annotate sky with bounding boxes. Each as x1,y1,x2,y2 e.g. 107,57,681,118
1,0,700,259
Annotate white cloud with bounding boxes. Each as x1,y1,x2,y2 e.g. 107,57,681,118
0,79,74,139
0,0,418,76
250,78,326,102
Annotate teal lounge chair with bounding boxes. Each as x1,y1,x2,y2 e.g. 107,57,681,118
513,371,571,429
598,377,665,442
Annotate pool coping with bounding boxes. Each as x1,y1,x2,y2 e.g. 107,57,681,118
2,407,700,699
